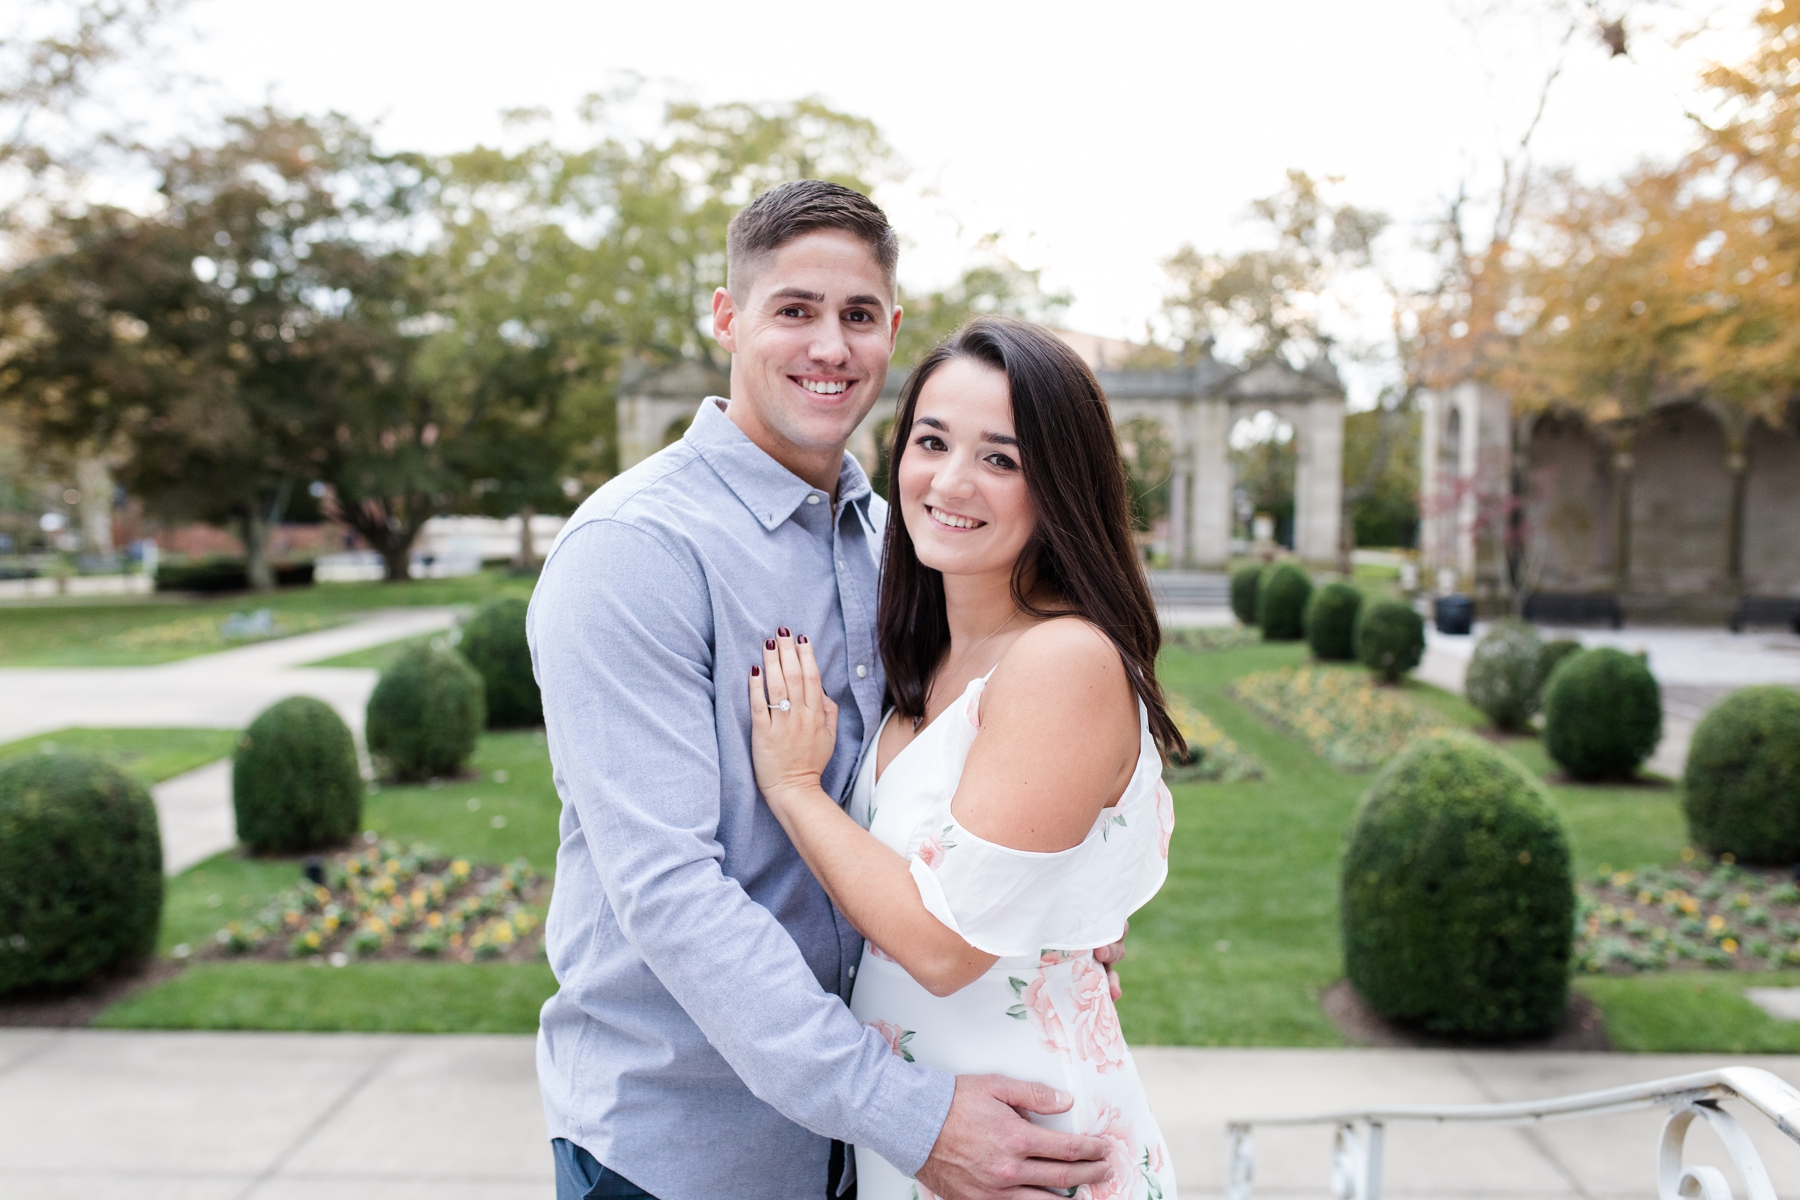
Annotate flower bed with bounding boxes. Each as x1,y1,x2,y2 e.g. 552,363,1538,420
1576,854,1800,974
106,610,335,653
205,837,544,965
1163,696,1263,783
1167,627,1261,654
1231,666,1446,771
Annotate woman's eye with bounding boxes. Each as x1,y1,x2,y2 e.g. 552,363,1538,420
985,453,1018,470
914,435,947,452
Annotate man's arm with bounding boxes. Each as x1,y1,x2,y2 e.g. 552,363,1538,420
531,520,950,1172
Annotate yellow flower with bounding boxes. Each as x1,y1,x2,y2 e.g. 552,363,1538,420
1722,938,1740,953
1707,914,1727,932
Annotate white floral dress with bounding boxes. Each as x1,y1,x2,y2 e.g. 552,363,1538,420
847,671,1177,1200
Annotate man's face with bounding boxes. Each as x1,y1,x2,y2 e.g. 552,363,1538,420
712,230,901,477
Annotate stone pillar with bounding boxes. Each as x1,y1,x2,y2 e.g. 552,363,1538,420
1189,397,1232,568
1167,461,1189,566
1726,439,1748,596
74,456,115,562
1416,389,1442,576
1293,397,1345,565
1611,434,1635,595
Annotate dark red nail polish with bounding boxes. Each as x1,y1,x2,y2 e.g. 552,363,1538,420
765,639,776,650
777,626,791,638
797,634,808,645
751,665,760,676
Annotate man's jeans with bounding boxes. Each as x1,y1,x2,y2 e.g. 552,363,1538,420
553,1139,658,1199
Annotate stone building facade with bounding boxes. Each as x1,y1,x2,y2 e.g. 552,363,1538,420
1418,384,1800,625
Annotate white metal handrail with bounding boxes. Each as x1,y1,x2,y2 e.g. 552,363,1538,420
1226,1067,1800,1200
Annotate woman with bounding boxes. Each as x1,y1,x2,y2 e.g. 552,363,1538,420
749,316,1183,1200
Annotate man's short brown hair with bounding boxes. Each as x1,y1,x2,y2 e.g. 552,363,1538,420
726,180,899,296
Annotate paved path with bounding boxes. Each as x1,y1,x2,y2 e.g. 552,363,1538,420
4,1032,1800,1198
1419,624,1800,778
152,760,238,875
0,608,461,745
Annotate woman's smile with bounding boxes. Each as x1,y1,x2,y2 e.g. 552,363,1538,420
925,506,986,531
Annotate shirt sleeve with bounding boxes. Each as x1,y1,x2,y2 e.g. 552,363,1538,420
530,519,953,1173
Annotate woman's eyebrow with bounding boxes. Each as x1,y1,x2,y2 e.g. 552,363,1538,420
912,416,947,431
982,431,1018,447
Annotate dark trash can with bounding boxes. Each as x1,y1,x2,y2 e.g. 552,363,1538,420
1433,594,1474,635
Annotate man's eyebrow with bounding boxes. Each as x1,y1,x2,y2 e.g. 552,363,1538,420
767,287,826,303
845,293,886,308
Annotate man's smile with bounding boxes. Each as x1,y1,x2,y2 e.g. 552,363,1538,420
793,376,852,395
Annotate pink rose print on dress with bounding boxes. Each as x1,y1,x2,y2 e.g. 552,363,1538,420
1007,973,1068,1058
865,1019,916,1062
915,824,957,869
966,689,982,729
1070,955,1127,1073
1081,1094,1139,1200
866,941,896,962
1155,781,1175,860
908,1183,940,1200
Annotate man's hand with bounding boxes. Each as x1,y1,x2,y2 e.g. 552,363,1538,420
1095,919,1129,1002
913,1075,1114,1199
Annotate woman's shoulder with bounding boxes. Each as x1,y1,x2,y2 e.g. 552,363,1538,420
996,615,1127,682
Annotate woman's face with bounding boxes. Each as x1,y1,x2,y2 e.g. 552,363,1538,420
896,355,1037,581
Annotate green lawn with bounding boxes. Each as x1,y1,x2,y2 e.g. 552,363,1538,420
106,729,562,1032
0,727,238,786
304,630,441,670
0,568,531,666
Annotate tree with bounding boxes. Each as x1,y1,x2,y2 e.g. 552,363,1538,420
893,238,1069,367
1160,170,1388,366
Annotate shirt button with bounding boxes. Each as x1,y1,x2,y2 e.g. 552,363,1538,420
848,964,857,979
806,494,822,505
856,664,868,678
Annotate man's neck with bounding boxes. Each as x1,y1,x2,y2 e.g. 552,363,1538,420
720,397,845,495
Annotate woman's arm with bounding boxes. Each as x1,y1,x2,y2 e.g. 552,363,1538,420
750,634,995,996
749,624,1140,996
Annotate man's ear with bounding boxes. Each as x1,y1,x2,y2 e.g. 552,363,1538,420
712,287,737,353
888,304,903,350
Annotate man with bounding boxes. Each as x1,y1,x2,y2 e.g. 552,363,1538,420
529,180,1116,1200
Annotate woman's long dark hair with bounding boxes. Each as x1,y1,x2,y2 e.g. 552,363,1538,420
877,316,1186,761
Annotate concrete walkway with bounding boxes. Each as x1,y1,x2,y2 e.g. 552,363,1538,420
0,607,461,745
4,1031,1800,1198
1419,623,1800,778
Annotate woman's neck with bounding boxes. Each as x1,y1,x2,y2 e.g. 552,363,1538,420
941,566,1026,656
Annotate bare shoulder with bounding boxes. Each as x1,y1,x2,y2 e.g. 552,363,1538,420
984,616,1133,716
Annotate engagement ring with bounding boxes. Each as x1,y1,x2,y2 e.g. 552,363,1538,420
771,699,791,712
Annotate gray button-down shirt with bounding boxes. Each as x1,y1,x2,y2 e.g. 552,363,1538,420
529,397,954,1200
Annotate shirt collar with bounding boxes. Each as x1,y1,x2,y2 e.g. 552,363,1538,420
686,396,873,533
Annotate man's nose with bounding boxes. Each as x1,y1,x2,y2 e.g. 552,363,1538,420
808,320,850,365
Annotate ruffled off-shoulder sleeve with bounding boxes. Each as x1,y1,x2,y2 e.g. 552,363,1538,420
905,751,1175,958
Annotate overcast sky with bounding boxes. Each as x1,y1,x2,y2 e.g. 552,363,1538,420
133,0,1761,400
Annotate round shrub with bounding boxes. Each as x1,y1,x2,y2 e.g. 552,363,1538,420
1257,563,1313,641
1356,599,1425,682
1464,620,1546,732
1537,639,1582,699
1542,647,1661,781
1683,686,1800,863
1229,564,1262,626
1304,581,1363,661
233,696,363,853
366,644,486,781
460,598,541,728
1341,732,1573,1038
0,753,162,995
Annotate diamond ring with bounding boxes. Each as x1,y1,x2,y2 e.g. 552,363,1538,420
770,699,791,712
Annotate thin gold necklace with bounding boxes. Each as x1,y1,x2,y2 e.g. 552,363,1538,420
914,607,1022,732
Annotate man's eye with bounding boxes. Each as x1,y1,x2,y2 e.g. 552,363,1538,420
779,306,805,318
846,310,871,323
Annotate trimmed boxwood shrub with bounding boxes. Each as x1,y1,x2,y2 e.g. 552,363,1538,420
1355,599,1425,682
1537,639,1582,699
460,598,540,728
233,696,363,853
1341,731,1573,1038
1683,686,1800,863
0,753,162,995
1304,581,1362,661
1257,563,1313,641
1229,564,1262,626
1464,619,1546,732
1542,647,1661,781
366,644,486,781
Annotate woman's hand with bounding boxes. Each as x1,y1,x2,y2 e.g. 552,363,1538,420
748,630,838,809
